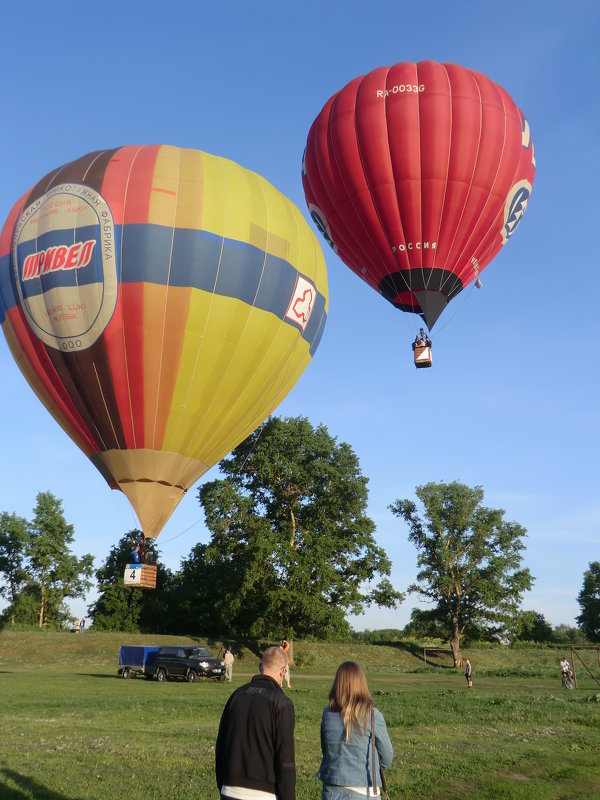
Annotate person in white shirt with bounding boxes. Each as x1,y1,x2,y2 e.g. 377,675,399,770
224,646,234,682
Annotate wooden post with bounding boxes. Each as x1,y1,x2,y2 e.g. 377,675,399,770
571,645,600,688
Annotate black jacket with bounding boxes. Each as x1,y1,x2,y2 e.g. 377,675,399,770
215,673,296,800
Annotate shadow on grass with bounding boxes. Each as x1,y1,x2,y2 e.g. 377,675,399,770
75,673,121,679
373,640,456,670
194,635,263,661
1,768,82,799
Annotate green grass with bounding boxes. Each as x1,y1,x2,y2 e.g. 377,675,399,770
1,632,599,799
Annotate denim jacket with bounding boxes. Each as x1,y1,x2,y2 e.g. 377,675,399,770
317,706,394,790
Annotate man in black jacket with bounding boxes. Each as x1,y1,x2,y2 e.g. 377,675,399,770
215,646,296,800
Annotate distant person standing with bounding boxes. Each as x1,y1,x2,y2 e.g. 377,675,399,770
465,658,473,688
560,656,571,688
224,646,234,682
216,646,295,800
280,638,291,689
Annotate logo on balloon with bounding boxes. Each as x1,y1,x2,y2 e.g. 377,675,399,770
502,180,532,245
521,117,536,168
308,204,337,253
285,275,315,332
22,240,97,280
12,184,118,351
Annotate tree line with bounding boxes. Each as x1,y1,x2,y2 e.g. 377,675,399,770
1,417,598,664
0,492,93,627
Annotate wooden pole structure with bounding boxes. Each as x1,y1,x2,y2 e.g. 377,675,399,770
571,645,600,688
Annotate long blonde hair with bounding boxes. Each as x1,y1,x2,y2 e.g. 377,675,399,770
328,661,373,740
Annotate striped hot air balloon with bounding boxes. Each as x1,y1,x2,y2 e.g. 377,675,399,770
0,145,328,540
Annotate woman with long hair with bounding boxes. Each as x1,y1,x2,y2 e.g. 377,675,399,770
317,661,393,800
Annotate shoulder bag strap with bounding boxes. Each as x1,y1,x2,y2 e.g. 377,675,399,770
370,707,376,796
371,707,388,800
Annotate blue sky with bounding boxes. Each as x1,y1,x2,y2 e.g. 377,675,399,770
0,1,598,630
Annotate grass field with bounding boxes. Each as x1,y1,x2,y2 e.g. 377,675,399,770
1,631,599,799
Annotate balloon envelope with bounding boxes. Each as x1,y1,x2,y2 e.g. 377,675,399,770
302,61,535,329
0,145,328,537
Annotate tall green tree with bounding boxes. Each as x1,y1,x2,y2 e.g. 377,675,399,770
552,624,588,645
576,561,600,641
390,481,533,666
196,416,403,640
401,607,448,640
508,609,554,642
89,531,174,632
0,512,29,607
172,542,230,635
26,491,94,628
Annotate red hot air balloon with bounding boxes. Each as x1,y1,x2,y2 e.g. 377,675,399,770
302,61,535,332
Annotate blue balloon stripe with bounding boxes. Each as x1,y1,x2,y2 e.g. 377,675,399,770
1,224,327,354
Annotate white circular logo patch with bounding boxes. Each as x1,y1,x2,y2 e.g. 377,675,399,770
12,183,118,351
502,180,532,246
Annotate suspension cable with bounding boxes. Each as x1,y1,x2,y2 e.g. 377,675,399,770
157,420,268,545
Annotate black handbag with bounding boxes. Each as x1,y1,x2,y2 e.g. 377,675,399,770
371,708,389,800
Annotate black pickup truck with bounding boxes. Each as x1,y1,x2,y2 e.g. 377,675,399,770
152,645,226,682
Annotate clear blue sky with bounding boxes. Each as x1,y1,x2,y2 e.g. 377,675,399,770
0,0,598,630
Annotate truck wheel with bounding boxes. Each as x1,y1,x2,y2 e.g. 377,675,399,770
122,668,130,679
187,670,198,683
156,668,167,682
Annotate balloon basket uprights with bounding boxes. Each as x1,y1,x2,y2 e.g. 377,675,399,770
414,345,432,369
124,563,157,590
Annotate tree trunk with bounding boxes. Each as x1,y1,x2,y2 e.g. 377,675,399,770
450,621,463,667
38,569,46,628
